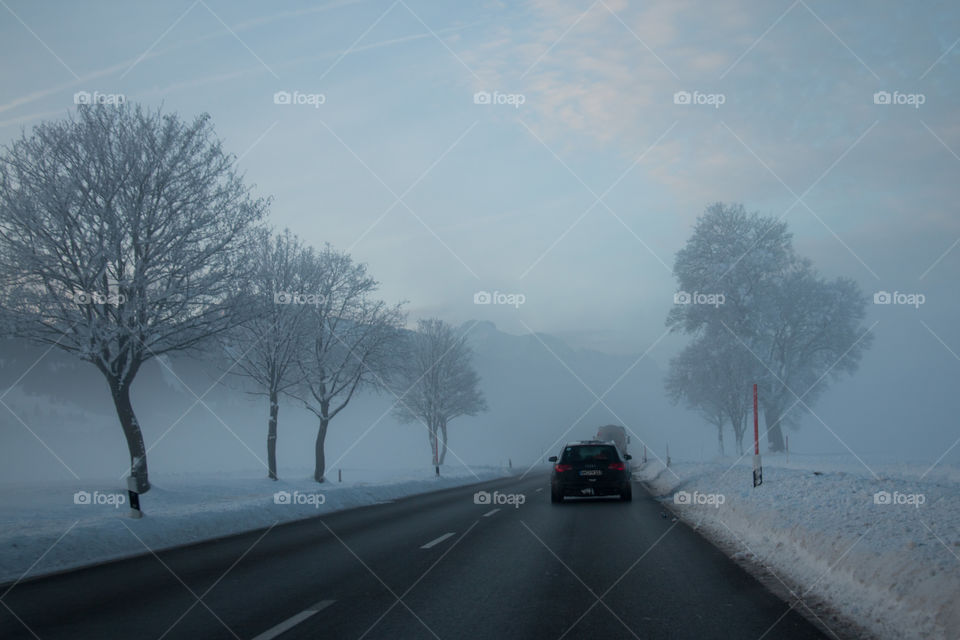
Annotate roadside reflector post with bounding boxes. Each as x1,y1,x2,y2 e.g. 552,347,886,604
786,435,789,464
752,383,763,487
753,455,763,487
666,443,671,468
126,475,142,519
643,444,647,464
435,465,440,477
338,468,342,483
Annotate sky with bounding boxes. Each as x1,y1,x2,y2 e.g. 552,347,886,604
1,0,959,466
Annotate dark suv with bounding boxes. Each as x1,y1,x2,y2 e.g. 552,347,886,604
549,441,632,503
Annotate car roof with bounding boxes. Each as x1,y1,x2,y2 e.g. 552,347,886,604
565,440,613,446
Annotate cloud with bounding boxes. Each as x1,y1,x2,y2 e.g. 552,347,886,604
460,0,959,239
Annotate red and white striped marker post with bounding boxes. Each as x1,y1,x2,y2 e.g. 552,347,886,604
753,383,763,487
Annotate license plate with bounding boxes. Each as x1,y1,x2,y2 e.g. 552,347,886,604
579,469,602,476
581,487,595,495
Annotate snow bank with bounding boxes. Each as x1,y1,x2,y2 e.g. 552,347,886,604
0,465,511,585
637,454,960,640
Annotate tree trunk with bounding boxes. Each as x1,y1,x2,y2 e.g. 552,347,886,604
765,410,785,452
428,419,438,466
730,415,745,456
267,389,279,480
439,420,448,465
108,378,150,493
314,415,329,482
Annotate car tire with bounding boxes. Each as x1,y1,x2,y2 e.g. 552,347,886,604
551,488,563,503
620,485,632,502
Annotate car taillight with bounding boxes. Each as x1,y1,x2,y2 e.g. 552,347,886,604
554,463,573,472
608,462,625,471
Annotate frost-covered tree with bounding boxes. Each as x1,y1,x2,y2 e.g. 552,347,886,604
667,202,795,337
391,319,487,466
292,246,404,482
666,327,756,454
665,342,727,454
221,229,319,480
753,260,873,451
668,203,872,452
0,104,267,491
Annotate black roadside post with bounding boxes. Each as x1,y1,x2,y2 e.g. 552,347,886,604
752,383,763,488
127,475,142,519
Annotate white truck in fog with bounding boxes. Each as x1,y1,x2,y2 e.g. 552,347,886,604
595,424,629,456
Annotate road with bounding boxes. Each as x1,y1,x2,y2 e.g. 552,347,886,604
0,473,830,639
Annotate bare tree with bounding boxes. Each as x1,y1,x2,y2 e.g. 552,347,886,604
0,104,267,491
392,319,487,467
754,261,873,451
668,202,795,339
668,203,872,452
666,335,729,455
667,327,758,455
221,229,318,480
292,246,405,482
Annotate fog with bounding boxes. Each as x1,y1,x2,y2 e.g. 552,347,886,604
1,0,959,484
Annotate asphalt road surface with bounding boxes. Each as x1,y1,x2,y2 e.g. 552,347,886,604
0,473,830,640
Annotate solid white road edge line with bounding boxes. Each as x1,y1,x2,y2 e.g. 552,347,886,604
251,599,335,640
420,532,456,549
482,508,500,517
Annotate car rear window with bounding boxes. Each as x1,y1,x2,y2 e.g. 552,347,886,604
561,445,619,463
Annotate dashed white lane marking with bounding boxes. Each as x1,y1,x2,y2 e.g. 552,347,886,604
535,488,543,492
420,532,456,549
251,599,335,640
482,508,500,517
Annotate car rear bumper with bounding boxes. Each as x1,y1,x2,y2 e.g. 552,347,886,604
553,478,629,496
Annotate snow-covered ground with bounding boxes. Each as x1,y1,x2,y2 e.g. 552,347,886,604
0,465,511,585
637,453,960,640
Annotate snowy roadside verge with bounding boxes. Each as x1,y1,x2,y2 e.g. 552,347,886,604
636,456,960,640
0,466,512,585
